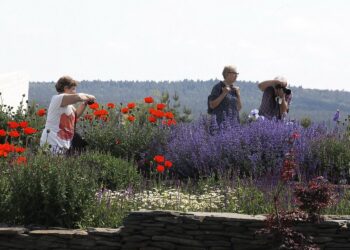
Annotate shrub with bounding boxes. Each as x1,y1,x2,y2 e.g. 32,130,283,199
294,176,338,222
79,100,173,160
77,151,141,190
0,150,140,227
84,120,169,161
79,191,132,228
3,153,98,227
161,117,327,178
300,117,312,128
0,168,11,222
312,136,350,182
235,178,276,215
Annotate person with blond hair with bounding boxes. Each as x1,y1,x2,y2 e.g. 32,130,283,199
207,65,242,125
258,76,292,120
40,76,96,153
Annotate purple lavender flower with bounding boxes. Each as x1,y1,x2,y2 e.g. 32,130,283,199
155,115,330,178
333,109,340,122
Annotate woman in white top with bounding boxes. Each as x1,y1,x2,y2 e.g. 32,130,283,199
40,76,96,153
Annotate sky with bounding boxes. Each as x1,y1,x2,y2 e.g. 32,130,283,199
0,0,349,91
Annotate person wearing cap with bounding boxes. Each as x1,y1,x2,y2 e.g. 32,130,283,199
258,76,292,120
40,76,96,153
207,65,242,125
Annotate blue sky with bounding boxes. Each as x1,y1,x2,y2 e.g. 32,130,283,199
0,0,349,90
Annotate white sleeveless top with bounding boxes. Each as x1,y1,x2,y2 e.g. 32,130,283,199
40,94,76,152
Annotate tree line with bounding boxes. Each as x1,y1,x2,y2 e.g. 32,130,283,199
29,79,350,121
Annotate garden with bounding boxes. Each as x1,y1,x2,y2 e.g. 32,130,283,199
0,92,350,248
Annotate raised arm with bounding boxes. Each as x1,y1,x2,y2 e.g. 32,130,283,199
276,88,289,116
209,87,230,109
258,79,287,92
60,93,95,107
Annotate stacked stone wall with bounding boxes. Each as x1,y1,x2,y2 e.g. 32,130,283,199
1,211,349,250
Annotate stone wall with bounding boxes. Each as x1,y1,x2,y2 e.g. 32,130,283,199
1,211,349,250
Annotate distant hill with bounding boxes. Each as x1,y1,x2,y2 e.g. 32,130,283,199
28,80,350,122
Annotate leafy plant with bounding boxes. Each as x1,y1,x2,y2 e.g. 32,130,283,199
4,152,97,227
294,176,337,222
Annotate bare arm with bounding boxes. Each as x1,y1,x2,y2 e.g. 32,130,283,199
280,97,288,114
60,93,95,107
209,87,229,109
276,88,288,115
75,102,88,118
258,80,287,92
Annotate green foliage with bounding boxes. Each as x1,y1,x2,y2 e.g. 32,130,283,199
82,116,169,161
0,150,140,227
0,168,11,222
3,153,98,227
78,151,141,190
313,137,350,181
0,104,11,131
79,195,131,228
300,117,312,128
239,112,250,125
234,179,275,215
160,90,192,122
325,188,350,215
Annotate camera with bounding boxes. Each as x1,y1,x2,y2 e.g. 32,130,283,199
86,100,95,105
275,84,292,95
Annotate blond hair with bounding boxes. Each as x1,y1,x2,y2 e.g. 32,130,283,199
222,65,237,79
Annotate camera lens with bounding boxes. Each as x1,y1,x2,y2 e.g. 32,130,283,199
284,88,291,95
87,100,95,105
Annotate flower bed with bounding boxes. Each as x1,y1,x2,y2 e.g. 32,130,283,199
0,93,350,235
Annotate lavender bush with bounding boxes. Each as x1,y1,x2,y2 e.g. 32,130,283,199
160,116,329,178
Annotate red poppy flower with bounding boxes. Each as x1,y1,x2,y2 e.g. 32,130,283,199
23,127,37,135
94,109,109,117
89,102,99,110
84,114,93,121
291,132,301,139
0,143,14,152
0,150,8,158
153,110,164,119
121,107,129,114
127,102,136,109
167,119,177,126
0,129,6,137
164,160,173,168
37,109,46,117
8,130,20,138
156,165,165,173
99,116,109,122
148,116,157,123
154,155,165,163
16,156,27,165
144,96,154,103
7,121,19,129
127,115,135,122
19,121,28,128
15,147,26,153
107,103,116,109
157,103,166,110
164,112,174,119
